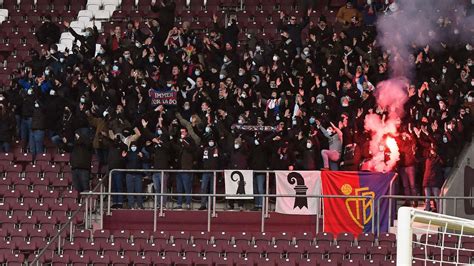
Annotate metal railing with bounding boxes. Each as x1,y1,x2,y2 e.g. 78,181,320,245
83,191,376,234
29,179,105,266
107,169,399,221
375,195,474,236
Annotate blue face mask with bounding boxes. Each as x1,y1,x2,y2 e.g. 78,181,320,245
309,117,316,124
131,146,137,152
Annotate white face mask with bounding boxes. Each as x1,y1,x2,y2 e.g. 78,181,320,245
254,139,259,145
306,143,312,149
60,57,65,63
223,57,229,63
442,137,448,143
272,55,279,61
50,49,55,54
101,60,106,65
255,46,261,52
442,68,447,74
321,81,327,87
208,141,215,147
316,99,323,104
327,129,333,135
184,105,190,111
219,74,225,80
149,58,155,63
468,96,473,102
44,69,50,76
35,103,39,108
0,96,4,101
112,66,119,71
156,129,163,135
234,144,240,149
471,81,474,86
167,83,172,88
195,70,201,76
27,89,33,95
84,31,91,37
49,90,55,96
80,97,86,103
205,127,211,133
180,134,186,139
238,71,245,76
130,146,137,152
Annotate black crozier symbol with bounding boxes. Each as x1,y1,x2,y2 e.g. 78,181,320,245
287,172,309,209
231,171,246,194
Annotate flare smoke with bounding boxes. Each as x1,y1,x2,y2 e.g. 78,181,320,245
365,0,472,172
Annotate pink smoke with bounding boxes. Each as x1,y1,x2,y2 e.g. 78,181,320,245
364,79,408,172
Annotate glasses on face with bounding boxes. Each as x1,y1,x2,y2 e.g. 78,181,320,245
290,18,296,21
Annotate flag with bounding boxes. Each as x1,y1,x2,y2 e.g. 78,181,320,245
321,171,394,235
275,171,322,215
224,170,254,199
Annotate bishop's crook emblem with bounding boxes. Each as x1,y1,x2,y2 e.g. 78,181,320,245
231,171,246,194
287,172,308,209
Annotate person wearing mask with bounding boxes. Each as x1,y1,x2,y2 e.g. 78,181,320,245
20,88,35,151
173,127,195,210
63,21,99,59
422,145,442,212
31,99,46,159
317,120,343,170
148,131,172,209
66,132,93,193
105,134,127,209
122,142,144,209
199,137,219,210
398,130,418,207
249,135,269,211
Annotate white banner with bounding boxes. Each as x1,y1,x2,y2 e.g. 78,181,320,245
224,170,254,199
275,171,322,215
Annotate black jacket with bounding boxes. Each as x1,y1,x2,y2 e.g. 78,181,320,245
202,146,220,170
70,134,93,170
149,139,172,169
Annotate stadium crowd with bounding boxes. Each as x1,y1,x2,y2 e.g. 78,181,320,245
0,0,472,212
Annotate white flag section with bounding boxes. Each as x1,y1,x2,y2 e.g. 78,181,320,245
224,170,254,199
276,171,322,215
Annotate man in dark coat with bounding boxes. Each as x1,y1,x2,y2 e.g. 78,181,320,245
67,132,93,193
63,21,99,59
199,137,220,210
173,127,196,209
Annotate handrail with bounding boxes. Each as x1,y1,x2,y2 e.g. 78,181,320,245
83,190,376,233
375,195,474,236
29,178,105,266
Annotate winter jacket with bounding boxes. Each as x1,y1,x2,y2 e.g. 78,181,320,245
70,134,93,170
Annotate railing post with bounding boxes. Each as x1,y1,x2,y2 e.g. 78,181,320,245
85,196,89,229
316,195,319,234
100,183,104,230
159,170,164,217
207,195,212,232
376,196,381,236
212,171,217,218
454,198,457,217
154,194,157,232
261,193,265,233
371,195,375,234
265,171,270,218
107,170,113,215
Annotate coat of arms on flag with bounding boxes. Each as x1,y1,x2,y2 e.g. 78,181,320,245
224,170,254,199
275,171,321,215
